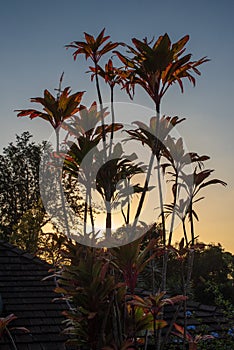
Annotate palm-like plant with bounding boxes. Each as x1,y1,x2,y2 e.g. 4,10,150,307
110,235,158,345
129,292,187,348
111,235,157,295
172,323,214,350
115,33,209,248
0,314,29,350
96,145,145,240
66,29,119,147
62,104,123,239
115,33,209,111
16,86,84,152
162,135,210,246
15,84,85,238
56,248,123,349
126,115,184,239
182,168,227,245
89,59,127,155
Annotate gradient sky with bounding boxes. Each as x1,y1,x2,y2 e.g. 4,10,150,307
0,0,233,251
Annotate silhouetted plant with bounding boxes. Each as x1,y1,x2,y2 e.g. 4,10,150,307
14,29,228,350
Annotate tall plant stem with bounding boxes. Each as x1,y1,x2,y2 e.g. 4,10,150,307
153,313,157,349
131,303,137,347
84,190,88,236
186,249,194,292
154,106,166,350
94,59,107,161
182,217,189,246
88,186,95,236
157,157,166,247
126,179,130,225
133,152,154,228
5,327,18,350
114,290,123,346
109,86,115,157
121,178,131,225
161,303,182,349
106,200,112,239
182,249,195,349
133,106,161,228
188,197,195,245
181,260,187,350
55,128,71,239
168,171,179,246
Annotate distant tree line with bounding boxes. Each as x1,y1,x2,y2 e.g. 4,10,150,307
0,131,83,255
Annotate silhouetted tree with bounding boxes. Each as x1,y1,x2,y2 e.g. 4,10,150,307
0,132,46,246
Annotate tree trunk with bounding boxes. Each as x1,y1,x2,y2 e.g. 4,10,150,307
189,342,197,350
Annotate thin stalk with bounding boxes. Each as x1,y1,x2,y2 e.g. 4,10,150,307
133,152,154,228
131,303,137,347
133,106,161,228
99,292,114,347
88,186,95,236
181,249,195,350
186,249,194,292
5,327,18,350
155,103,167,350
126,179,131,225
109,85,115,157
157,157,166,247
106,200,112,239
157,154,168,349
121,208,127,225
94,58,107,162
123,289,128,338
121,178,131,225
160,250,168,292
55,128,71,239
144,330,149,350
114,290,123,345
189,201,195,245
161,303,182,349
182,217,189,246
168,170,179,246
153,313,157,349
181,260,187,350
84,190,88,236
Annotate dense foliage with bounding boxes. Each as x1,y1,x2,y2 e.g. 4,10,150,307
0,132,46,252
4,28,231,350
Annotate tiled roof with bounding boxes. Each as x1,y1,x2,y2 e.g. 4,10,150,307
0,242,233,349
164,301,233,333
137,288,234,340
0,241,70,349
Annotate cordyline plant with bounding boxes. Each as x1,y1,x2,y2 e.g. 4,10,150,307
15,28,227,350
114,34,209,254
0,314,29,350
129,292,187,348
62,101,122,239
66,28,119,152
172,323,214,350
89,59,127,155
15,81,85,238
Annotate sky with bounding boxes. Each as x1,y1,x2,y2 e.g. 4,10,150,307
0,0,233,251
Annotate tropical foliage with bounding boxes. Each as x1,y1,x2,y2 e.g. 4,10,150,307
9,28,230,350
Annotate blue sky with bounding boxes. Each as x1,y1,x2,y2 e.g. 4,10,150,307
0,0,233,250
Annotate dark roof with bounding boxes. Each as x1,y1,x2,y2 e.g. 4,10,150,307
0,241,70,350
164,301,233,334
0,242,233,349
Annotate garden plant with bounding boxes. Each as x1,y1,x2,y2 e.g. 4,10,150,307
15,29,230,349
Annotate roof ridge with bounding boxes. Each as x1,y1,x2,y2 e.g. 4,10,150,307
0,240,51,267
